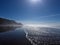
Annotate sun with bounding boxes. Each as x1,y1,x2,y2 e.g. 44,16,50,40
31,0,38,2
29,0,41,4
27,0,42,5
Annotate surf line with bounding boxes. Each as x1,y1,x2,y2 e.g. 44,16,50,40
24,29,37,45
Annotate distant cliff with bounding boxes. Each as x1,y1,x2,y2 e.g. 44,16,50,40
0,18,23,27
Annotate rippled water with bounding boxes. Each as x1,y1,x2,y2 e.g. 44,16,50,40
24,27,60,45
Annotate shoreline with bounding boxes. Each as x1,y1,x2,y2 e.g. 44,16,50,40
24,30,37,45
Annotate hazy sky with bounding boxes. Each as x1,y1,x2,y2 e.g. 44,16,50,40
0,0,60,24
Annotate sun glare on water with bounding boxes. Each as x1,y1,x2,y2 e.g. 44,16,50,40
23,24,50,31
24,24,49,27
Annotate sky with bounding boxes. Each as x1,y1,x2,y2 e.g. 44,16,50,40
0,0,60,25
